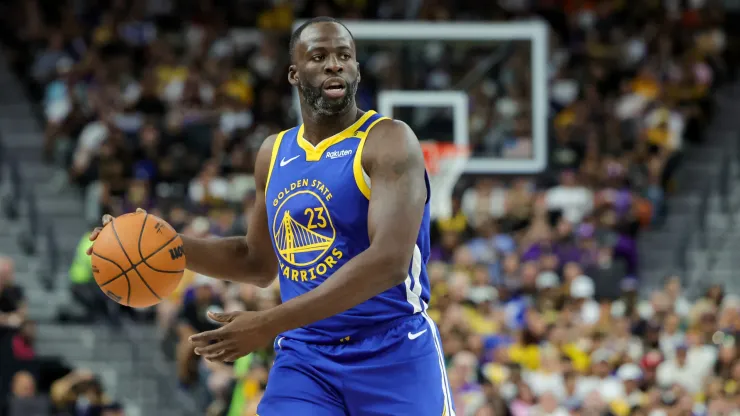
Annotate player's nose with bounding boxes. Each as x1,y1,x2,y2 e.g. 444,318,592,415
324,56,343,74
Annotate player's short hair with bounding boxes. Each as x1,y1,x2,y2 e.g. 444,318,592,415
289,16,354,61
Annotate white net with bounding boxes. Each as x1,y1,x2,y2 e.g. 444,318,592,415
424,144,470,219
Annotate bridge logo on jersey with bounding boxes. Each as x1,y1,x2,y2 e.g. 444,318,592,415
272,179,346,282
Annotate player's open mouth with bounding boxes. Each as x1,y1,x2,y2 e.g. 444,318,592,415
323,79,347,99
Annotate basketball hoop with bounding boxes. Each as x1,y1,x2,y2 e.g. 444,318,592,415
421,141,469,174
420,141,469,219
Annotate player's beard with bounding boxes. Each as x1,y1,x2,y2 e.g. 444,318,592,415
298,77,358,116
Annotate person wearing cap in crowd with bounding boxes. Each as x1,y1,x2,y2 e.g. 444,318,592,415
657,342,710,394
576,348,625,403
534,270,561,323
569,274,600,327
618,363,646,408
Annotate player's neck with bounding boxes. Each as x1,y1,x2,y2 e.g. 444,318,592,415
300,105,361,146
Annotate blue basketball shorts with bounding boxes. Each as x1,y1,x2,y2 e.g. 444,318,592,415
257,313,455,416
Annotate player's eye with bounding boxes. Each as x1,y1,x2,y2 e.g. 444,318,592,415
341,54,351,60
312,55,324,62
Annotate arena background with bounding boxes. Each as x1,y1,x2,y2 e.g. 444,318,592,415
2,0,740,415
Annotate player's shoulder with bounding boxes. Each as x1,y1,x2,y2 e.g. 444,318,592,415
255,132,285,185
362,117,423,166
368,116,414,139
259,131,283,152
256,134,279,164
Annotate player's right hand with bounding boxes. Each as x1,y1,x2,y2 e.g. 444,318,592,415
86,208,147,255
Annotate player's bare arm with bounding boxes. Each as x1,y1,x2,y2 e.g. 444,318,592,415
190,119,427,361
86,135,279,288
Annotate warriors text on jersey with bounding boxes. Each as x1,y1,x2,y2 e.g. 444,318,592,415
264,110,433,343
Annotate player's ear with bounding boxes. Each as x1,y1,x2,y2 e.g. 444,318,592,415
356,62,361,83
288,65,298,86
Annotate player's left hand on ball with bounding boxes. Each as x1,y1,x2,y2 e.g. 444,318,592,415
86,208,148,255
189,310,276,363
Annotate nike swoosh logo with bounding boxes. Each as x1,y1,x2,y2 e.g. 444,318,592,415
280,155,300,167
408,329,428,340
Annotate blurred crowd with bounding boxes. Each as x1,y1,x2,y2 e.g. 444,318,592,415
0,0,739,415
1,256,125,416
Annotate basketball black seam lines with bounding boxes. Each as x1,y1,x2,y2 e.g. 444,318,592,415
138,214,182,274
110,218,162,302
91,251,132,304
96,233,181,287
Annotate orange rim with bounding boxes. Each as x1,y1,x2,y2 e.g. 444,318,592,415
421,141,469,174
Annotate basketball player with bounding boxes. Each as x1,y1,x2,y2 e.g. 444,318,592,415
89,17,454,415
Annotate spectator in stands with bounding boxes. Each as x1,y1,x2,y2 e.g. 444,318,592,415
31,30,71,85
175,275,223,386
0,257,25,330
10,320,36,362
66,228,122,326
43,57,75,134
1,317,78,414
545,171,593,225
461,179,507,227
49,369,117,416
7,370,50,416
74,378,119,416
656,343,709,394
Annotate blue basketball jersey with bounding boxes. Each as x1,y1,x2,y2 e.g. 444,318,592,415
264,110,433,344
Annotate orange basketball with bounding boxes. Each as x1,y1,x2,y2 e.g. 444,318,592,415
90,212,186,308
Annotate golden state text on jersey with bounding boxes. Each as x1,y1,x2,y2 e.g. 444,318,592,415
264,110,433,343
